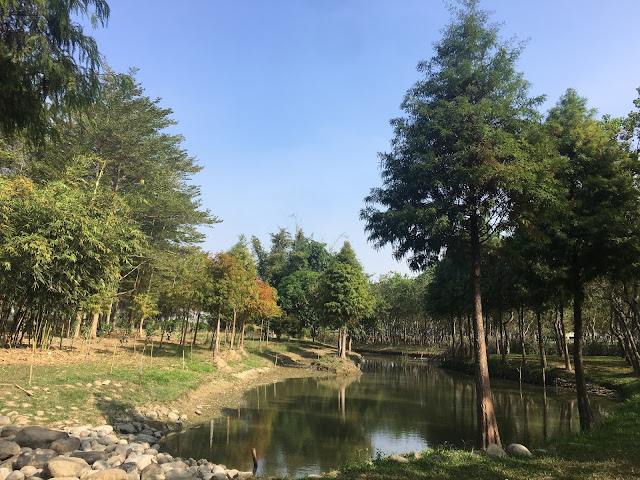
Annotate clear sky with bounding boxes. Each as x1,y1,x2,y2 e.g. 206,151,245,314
84,0,640,278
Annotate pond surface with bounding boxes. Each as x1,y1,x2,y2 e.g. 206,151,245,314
161,357,614,477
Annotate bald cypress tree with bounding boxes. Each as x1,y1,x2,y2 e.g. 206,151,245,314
361,0,544,448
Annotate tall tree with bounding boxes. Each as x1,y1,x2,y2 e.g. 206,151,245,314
0,0,109,142
539,89,640,429
318,242,375,358
361,0,544,448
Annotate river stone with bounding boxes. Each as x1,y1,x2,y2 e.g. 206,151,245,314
46,457,91,478
225,470,238,479
94,427,113,436
15,449,58,469
506,443,533,458
93,461,110,471
210,475,225,480
0,468,11,480
114,425,135,436
18,466,39,479
236,472,253,479
131,455,154,471
164,471,196,480
6,471,24,480
72,452,109,465
389,454,409,464
90,469,129,480
485,443,507,458
140,464,163,480
0,419,10,427
50,437,82,455
14,428,67,450
117,463,139,474
166,414,178,423
0,441,20,461
134,435,156,446
1,427,22,439
210,466,225,476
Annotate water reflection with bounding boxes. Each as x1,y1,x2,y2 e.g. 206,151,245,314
161,357,614,477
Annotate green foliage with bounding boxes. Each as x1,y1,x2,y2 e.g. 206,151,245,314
319,242,375,330
0,0,109,142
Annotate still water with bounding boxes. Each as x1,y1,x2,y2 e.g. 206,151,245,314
161,357,614,477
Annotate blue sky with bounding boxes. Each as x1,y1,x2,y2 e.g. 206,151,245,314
85,0,640,278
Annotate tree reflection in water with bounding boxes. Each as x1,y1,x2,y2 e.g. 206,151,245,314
161,357,613,477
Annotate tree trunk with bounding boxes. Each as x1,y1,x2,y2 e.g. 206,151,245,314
536,311,547,387
559,303,572,372
572,263,594,430
90,312,99,339
213,307,221,359
229,308,237,350
192,311,201,346
519,304,526,365
239,318,246,351
470,212,501,448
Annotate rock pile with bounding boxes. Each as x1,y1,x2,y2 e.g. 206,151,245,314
0,419,252,480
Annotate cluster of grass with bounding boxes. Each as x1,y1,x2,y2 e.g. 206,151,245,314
0,336,273,426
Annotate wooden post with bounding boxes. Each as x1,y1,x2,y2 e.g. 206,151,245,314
28,340,35,386
252,447,258,474
110,342,117,375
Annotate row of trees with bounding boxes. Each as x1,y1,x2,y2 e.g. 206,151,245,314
360,0,640,448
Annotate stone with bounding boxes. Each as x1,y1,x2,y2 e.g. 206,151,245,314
0,468,11,480
114,425,135,436
166,413,178,423
90,469,129,480
506,443,533,458
236,472,253,479
145,413,158,422
71,452,109,465
0,441,20,461
164,471,196,480
46,457,91,478
131,455,154,471
140,464,163,480
134,435,156,446
117,464,139,474
1,427,21,439
154,456,167,466
485,443,507,458
93,461,110,471
143,450,157,457
94,427,114,436
412,451,422,459
18,466,38,478
14,427,67,450
50,437,82,455
0,418,10,427
6,471,24,480
225,470,238,479
15,449,58,469
389,454,409,463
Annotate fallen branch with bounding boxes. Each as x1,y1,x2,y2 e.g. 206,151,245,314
0,383,34,397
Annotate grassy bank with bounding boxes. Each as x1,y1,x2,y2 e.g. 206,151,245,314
0,337,335,428
328,353,640,480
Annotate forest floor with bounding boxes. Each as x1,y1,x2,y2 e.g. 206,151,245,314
0,335,357,430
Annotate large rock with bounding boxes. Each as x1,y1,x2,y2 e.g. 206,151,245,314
0,468,12,480
164,471,196,480
140,464,163,480
14,427,67,450
485,443,507,458
46,457,90,478
0,418,10,427
14,449,58,469
506,443,533,458
0,441,20,461
1,427,21,439
18,466,39,479
114,425,136,435
6,471,24,480
71,452,109,465
117,463,139,474
90,469,129,480
50,437,82,455
134,435,156,446
389,454,409,464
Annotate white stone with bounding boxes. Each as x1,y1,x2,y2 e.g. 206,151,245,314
486,443,507,458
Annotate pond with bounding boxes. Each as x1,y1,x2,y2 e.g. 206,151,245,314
161,357,614,477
